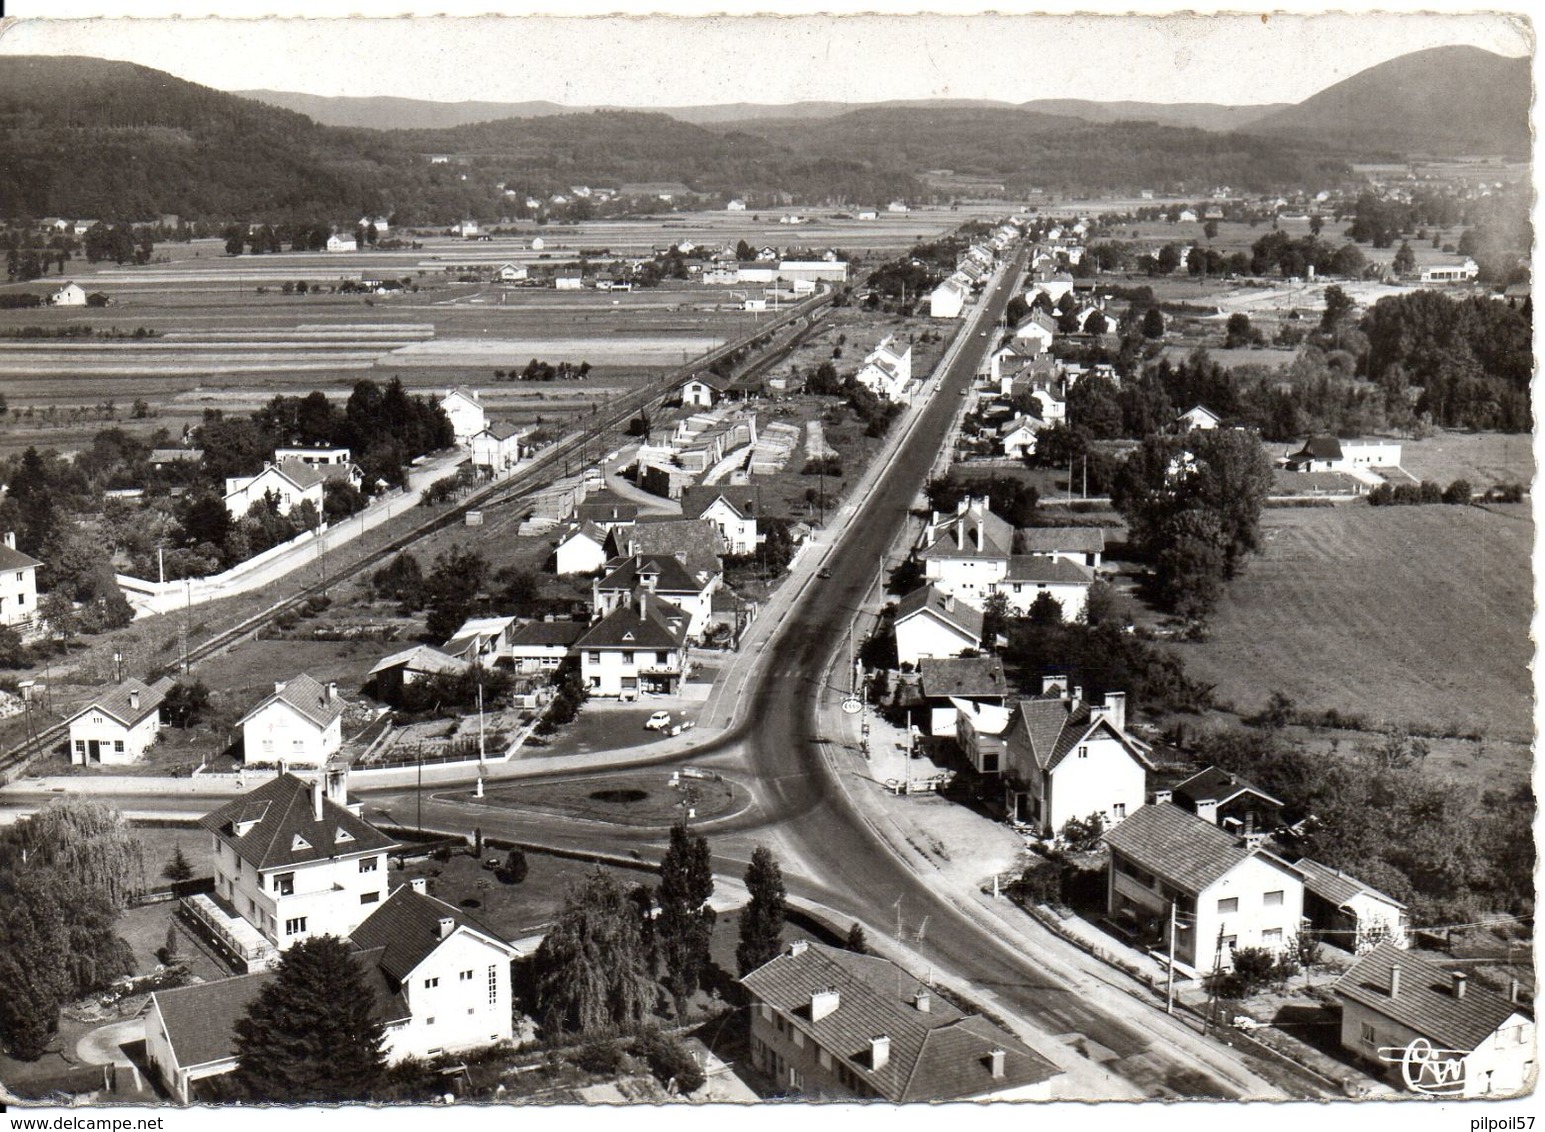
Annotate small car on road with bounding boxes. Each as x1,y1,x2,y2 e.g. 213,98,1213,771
817,567,833,579
645,711,673,730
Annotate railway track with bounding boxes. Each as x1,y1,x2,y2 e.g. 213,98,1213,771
0,288,835,782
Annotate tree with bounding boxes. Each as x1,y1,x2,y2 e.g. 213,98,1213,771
232,935,388,1102
1392,241,1417,277
1156,243,1181,275
532,869,658,1034
1140,307,1165,339
161,681,210,728
1027,591,1064,626
424,545,489,641
1224,312,1254,349
162,845,194,883
1320,285,1355,331
1203,219,1219,240
844,922,870,954
980,591,1011,651
736,846,786,976
498,847,528,884
656,822,714,1010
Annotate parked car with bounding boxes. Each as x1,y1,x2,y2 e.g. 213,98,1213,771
817,567,833,579
645,711,673,730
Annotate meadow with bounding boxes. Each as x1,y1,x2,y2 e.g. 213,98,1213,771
1172,502,1534,753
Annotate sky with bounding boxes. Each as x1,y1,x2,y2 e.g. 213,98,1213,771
0,4,1533,108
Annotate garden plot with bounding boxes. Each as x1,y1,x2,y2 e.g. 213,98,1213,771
386,335,722,366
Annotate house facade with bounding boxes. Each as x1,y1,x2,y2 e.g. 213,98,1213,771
741,940,1060,1101
470,422,529,472
999,679,1151,835
892,584,984,667
67,676,175,765
1103,799,1305,973
1296,858,1410,954
574,592,690,697
554,522,610,575
439,388,486,445
592,555,714,642
0,533,40,630
680,375,726,409
914,496,1014,608
50,282,88,306
681,488,760,556
1334,942,1534,1097
992,556,1093,620
506,618,586,675
1015,526,1104,569
238,674,346,767
222,462,325,520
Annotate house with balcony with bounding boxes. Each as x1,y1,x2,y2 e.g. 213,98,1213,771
0,532,40,631
1333,942,1533,1097
574,591,690,697
1102,796,1305,974
997,677,1152,834
1169,766,1284,834
196,770,398,959
66,676,176,765
238,674,347,767
506,618,587,676
145,880,517,1104
740,939,1061,1101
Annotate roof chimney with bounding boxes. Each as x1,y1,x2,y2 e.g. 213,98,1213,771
1070,685,1083,708
1389,965,1401,999
438,916,456,940
2,531,13,550
913,990,931,1013
788,940,809,958
275,680,286,695
810,987,840,1021
1104,691,1127,731
1509,977,1521,1004
312,776,324,821
1041,674,1067,697
410,877,427,895
128,689,140,711
988,1048,1006,1079
974,515,984,551
870,1035,891,1071
1452,972,1467,1000
943,593,956,614
326,681,337,703
1153,789,1173,806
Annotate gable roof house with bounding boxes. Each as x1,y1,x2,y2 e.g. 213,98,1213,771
1016,525,1105,569
915,656,1009,737
469,421,531,473
929,275,971,319
1102,797,1305,974
593,554,715,641
222,461,325,520
1176,404,1222,432
554,521,611,576
49,281,88,307
740,940,1061,1101
892,584,984,667
611,517,725,582
0,532,41,631
196,770,399,957
574,491,640,531
680,485,761,556
439,387,486,445
854,336,915,404
997,676,1152,836
67,676,176,766
1333,942,1533,1097
1168,765,1284,834
366,645,470,705
440,614,517,666
998,415,1043,460
574,591,691,697
991,555,1094,620
914,496,1015,609
680,373,729,409
237,673,348,768
1295,858,1410,955
506,617,587,675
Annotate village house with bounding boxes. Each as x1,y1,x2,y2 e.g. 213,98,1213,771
1102,797,1305,974
1333,942,1533,1097
1295,858,1410,954
145,877,518,1104
998,415,1042,460
494,262,529,283
680,374,728,409
66,676,176,765
326,233,358,253
854,335,914,404
994,677,1151,834
273,445,352,467
1419,258,1480,284
149,448,204,470
892,584,984,667
1169,766,1284,834
611,517,725,582
470,421,529,473
441,615,517,666
929,275,971,319
0,532,40,630
1284,436,1403,473
680,486,761,556
740,940,1061,1101
238,674,347,767
506,618,586,676
574,491,640,530
554,521,610,576
1015,526,1104,569
991,556,1094,620
1176,405,1222,432
554,265,585,290
914,496,1014,609
222,462,326,521
1012,309,1057,349
439,388,486,445
954,700,1014,775
726,198,747,211
913,656,1009,736
593,555,715,641
48,282,87,306
366,645,469,703
574,591,691,697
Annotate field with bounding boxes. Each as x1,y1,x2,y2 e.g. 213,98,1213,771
1394,430,1534,488
1172,503,1534,756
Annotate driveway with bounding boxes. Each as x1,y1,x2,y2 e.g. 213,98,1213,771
76,1017,144,1067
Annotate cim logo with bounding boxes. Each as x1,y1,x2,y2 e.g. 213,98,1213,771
1379,1037,1468,1096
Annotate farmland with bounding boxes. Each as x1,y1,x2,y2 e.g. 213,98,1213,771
1172,503,1534,763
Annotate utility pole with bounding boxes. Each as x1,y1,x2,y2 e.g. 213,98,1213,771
1166,901,1178,1015
477,680,485,764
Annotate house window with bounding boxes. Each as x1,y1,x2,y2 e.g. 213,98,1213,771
622,651,635,664
75,740,85,755
275,872,295,895
460,969,474,981
792,1028,805,1048
285,917,307,936
1262,928,1283,946
1077,745,1089,758
359,857,378,873
1217,897,1239,915
424,977,439,989
1222,936,1238,950
360,891,380,904
1359,1022,1376,1047
818,1049,831,1069
982,752,999,774
114,740,124,753
788,1067,803,1091
1264,890,1284,907
16,593,23,606
587,651,601,664
489,966,498,1006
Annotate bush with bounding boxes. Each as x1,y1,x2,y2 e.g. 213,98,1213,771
1059,812,1107,852
633,1029,705,1094
572,1037,625,1075
1014,859,1063,904
497,848,528,884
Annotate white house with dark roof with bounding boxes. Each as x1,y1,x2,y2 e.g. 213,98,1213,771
999,415,1042,460
238,673,347,767
366,645,469,703
439,388,486,445
440,615,517,666
611,517,725,582
1176,405,1221,432
593,554,715,641
0,532,40,630
1102,796,1304,974
892,584,984,667
929,275,970,319
914,496,1015,609
145,970,275,1103
1295,858,1409,954
1167,765,1284,833
198,770,399,951
1015,526,1105,569
991,556,1094,620
507,618,587,675
554,521,610,575
740,939,1061,1101
470,421,531,472
223,462,326,520
1333,942,1533,1097
680,485,760,556
49,281,87,306
575,591,690,696
915,656,1008,737
680,374,729,409
998,677,1152,835
66,675,176,765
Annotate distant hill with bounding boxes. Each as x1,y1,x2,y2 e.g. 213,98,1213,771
1017,99,1287,132
1248,45,1531,156
234,90,575,129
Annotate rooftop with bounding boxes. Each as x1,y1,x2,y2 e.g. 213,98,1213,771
893,585,984,643
237,673,347,732
1172,765,1284,810
917,656,1007,700
198,772,398,872
1003,556,1096,585
66,675,174,729
1016,526,1105,556
1102,801,1290,897
1334,942,1529,1053
1295,857,1406,912
350,885,513,985
574,592,690,651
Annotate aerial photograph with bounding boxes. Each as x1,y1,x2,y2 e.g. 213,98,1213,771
0,5,1533,1119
